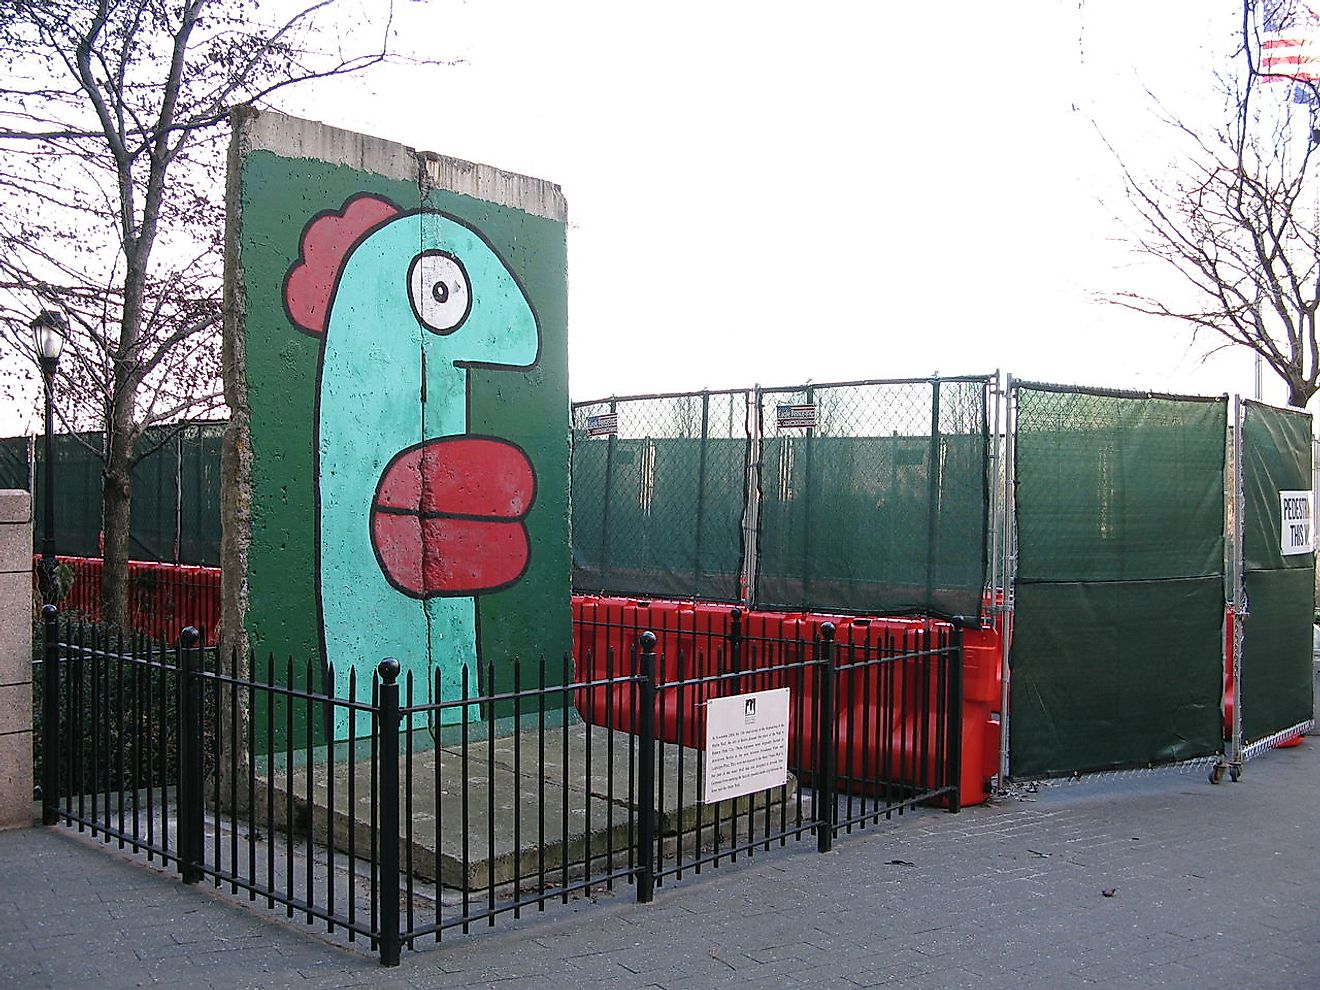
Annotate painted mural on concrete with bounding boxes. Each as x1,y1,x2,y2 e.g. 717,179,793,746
223,110,569,742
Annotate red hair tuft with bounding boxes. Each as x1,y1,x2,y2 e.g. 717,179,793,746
284,194,401,335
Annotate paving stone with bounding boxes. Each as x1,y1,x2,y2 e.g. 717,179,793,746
4,747,1320,987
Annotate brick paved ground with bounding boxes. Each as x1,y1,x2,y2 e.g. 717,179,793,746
2,743,1317,989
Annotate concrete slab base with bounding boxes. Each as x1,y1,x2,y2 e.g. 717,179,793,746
251,723,793,892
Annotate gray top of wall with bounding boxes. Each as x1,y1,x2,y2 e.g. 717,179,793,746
0,491,31,525
234,107,567,222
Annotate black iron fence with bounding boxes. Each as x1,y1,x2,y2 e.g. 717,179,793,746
35,605,961,966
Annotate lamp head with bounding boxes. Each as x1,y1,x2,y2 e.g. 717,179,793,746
30,310,65,363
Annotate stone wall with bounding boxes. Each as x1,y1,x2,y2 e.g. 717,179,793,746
0,491,32,828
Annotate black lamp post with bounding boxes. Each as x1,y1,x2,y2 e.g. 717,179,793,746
31,309,65,606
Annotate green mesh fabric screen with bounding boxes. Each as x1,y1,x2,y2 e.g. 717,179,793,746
12,421,224,565
571,392,748,600
33,432,105,558
1009,385,1226,778
0,437,30,491
754,379,989,620
1240,401,1315,744
129,432,179,561
177,423,224,565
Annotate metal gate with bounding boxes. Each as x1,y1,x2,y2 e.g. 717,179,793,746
1000,383,1315,784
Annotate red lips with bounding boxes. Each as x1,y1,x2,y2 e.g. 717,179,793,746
370,436,536,597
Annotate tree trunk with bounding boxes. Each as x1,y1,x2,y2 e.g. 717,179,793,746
101,418,135,630
1287,378,1313,409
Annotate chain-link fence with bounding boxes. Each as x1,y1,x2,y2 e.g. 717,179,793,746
1,420,225,565
754,378,989,620
571,376,994,622
571,391,750,601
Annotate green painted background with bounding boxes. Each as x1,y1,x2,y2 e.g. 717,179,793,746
237,149,570,725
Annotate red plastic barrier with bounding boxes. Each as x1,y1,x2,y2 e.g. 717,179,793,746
38,556,222,646
572,597,740,748
34,564,1004,804
572,595,1003,806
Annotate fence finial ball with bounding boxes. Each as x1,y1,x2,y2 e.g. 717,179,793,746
180,626,201,648
640,631,657,652
41,603,57,621
820,621,836,641
378,657,402,683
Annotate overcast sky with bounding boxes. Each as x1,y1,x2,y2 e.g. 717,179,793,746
1,0,1289,436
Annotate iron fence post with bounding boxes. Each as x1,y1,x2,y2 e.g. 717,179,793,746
636,631,657,904
376,658,402,967
41,604,59,826
178,626,203,883
815,621,836,854
947,628,963,814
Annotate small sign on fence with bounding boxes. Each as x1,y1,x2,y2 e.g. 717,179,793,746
776,403,816,429
1280,490,1314,555
703,687,790,803
586,413,618,437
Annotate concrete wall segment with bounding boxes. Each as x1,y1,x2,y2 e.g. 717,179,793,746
0,571,31,686
0,737,31,830
223,108,255,666
231,106,567,222
0,685,28,736
0,490,30,527
418,152,566,222
235,105,417,182
0,489,30,829
0,493,31,685
224,111,570,743
0,525,31,577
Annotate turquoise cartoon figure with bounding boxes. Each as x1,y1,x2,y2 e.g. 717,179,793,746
284,194,540,736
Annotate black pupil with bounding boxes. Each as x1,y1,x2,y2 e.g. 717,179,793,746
431,281,449,304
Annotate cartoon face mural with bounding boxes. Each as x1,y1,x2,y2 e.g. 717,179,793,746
283,194,541,734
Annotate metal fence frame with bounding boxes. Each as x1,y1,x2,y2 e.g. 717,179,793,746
1216,397,1316,776
995,375,1017,787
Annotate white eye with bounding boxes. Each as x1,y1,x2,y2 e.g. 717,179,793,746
407,251,471,334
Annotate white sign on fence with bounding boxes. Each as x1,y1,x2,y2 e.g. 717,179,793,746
776,403,816,429
586,413,618,437
1280,490,1315,556
703,687,790,804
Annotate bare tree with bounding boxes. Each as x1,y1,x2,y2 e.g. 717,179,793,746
0,0,403,626
1109,0,1320,408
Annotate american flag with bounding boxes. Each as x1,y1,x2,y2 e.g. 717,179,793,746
1262,1,1320,102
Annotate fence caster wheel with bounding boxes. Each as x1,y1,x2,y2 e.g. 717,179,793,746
1209,764,1226,785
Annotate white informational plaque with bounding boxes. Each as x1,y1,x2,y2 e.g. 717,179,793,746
1280,490,1315,556
703,687,790,804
